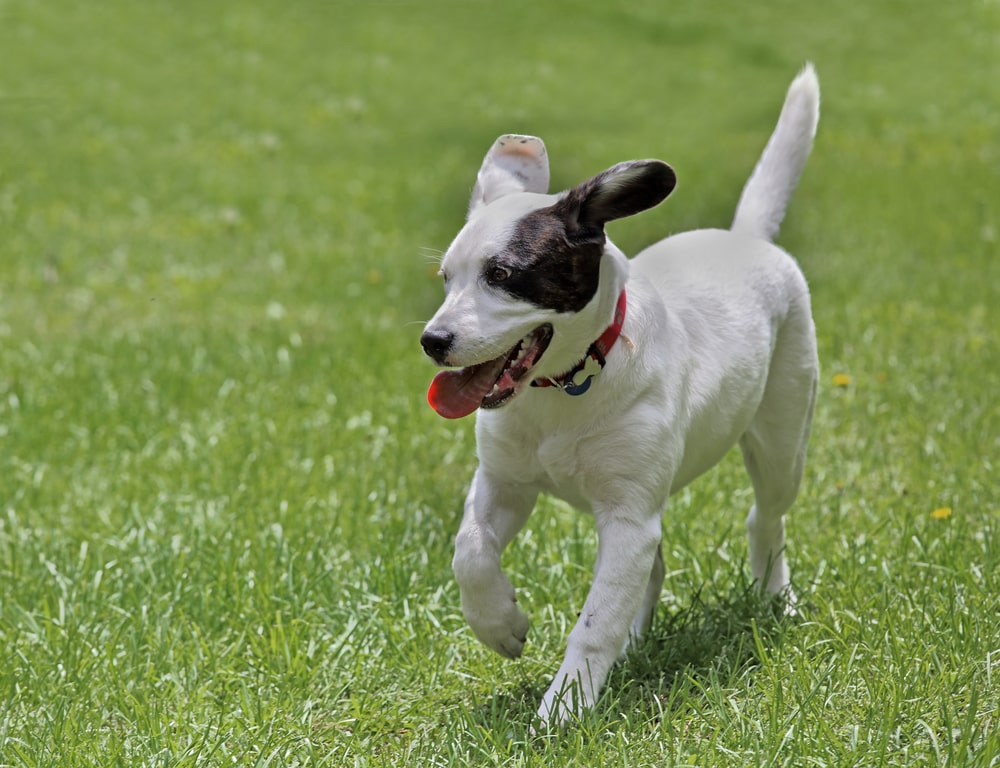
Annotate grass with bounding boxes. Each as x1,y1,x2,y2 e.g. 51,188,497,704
1,0,999,765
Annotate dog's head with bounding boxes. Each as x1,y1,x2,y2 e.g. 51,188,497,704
421,134,676,419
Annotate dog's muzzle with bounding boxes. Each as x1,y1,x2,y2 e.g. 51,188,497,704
420,329,454,365
422,324,554,419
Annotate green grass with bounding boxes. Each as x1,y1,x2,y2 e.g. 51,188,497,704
1,0,999,765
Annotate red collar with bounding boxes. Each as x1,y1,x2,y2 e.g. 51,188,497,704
532,289,627,396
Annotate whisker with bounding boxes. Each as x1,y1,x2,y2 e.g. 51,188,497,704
419,246,445,266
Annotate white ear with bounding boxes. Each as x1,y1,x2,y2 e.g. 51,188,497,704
468,134,549,218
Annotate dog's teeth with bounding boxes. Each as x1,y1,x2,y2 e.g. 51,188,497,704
515,335,532,360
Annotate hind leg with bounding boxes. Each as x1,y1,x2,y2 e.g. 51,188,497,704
628,541,664,649
740,318,817,600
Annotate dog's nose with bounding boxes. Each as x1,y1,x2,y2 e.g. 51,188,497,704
420,329,454,364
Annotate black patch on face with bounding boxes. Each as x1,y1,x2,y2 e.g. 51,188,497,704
482,159,675,313
489,204,605,314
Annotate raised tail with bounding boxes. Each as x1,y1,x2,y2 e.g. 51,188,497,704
731,63,820,242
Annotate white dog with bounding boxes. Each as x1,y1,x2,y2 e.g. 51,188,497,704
421,65,820,726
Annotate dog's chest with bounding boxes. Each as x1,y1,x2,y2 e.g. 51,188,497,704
534,434,594,507
482,415,604,510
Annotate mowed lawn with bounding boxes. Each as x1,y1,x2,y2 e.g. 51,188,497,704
1,0,998,765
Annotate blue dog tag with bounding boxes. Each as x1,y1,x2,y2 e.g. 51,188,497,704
562,375,594,396
561,355,604,395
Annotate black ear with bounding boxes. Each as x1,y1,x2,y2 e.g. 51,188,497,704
556,160,676,234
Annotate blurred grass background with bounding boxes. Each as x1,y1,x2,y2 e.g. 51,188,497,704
1,0,998,765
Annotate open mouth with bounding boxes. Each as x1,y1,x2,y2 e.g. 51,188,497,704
427,324,553,419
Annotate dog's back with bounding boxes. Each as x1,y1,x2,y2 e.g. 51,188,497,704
629,64,820,492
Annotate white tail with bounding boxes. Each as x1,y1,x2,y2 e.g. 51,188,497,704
731,64,820,242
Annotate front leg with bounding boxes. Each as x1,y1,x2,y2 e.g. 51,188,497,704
538,511,661,726
452,469,536,659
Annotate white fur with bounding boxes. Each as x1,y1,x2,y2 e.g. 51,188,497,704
423,65,820,727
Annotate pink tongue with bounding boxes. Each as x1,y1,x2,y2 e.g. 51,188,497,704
427,358,506,419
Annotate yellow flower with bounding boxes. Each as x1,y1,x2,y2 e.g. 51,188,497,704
832,373,852,387
931,507,952,520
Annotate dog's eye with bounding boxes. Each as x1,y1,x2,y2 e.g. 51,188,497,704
486,265,511,284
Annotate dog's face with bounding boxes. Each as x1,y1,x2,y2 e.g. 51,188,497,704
421,135,676,419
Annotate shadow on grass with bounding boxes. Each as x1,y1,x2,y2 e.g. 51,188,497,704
460,575,798,734
617,577,796,709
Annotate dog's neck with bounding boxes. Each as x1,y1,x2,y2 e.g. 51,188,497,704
532,241,630,380
532,287,627,393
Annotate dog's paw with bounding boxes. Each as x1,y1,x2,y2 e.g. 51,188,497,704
461,582,529,659
760,579,798,617
779,585,799,617
535,674,592,729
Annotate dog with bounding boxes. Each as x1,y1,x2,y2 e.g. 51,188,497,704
420,65,820,727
